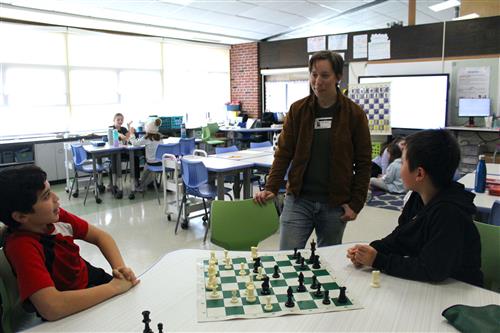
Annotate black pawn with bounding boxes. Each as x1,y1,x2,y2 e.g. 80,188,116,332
310,275,318,289
295,251,302,264
292,247,298,259
296,272,306,292
261,276,270,295
272,264,280,278
322,290,331,305
142,310,152,333
253,257,261,273
338,286,348,304
312,255,321,269
310,239,316,252
157,323,164,333
285,286,295,308
314,282,322,297
300,257,307,270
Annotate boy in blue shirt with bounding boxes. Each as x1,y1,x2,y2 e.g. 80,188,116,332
347,129,483,286
0,165,139,321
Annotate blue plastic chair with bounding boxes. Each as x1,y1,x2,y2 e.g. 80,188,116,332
250,141,272,148
68,144,109,205
144,143,180,204
175,157,233,243
488,200,500,226
179,137,196,156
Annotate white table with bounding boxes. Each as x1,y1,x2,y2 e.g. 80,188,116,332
457,165,500,211
26,244,500,332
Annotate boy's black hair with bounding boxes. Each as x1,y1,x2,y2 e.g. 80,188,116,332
0,165,47,229
404,129,460,189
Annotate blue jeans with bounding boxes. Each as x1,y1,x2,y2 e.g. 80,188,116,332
279,194,346,250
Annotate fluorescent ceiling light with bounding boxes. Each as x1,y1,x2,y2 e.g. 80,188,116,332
453,13,480,20
429,0,460,12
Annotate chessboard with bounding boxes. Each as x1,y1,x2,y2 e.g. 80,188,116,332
349,82,391,135
197,249,362,322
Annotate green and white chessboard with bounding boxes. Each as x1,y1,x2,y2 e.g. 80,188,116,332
197,253,362,322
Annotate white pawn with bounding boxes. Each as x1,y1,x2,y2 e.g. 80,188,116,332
246,284,256,303
210,284,219,298
224,249,229,260
256,266,264,280
230,289,238,304
224,256,232,270
251,246,258,259
209,251,217,265
371,270,381,288
246,274,254,288
239,263,247,276
264,295,273,311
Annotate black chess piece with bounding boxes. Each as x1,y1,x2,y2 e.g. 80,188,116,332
295,251,302,264
314,282,322,297
300,257,307,270
253,257,261,273
157,323,164,333
292,247,298,259
312,254,321,269
338,286,348,304
142,310,153,333
322,290,331,305
310,239,316,252
296,272,306,292
272,264,280,278
285,286,295,308
308,248,316,264
261,276,271,295
310,275,318,289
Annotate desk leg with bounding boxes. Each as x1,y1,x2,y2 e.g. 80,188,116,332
243,168,251,199
91,157,100,202
233,172,241,200
216,173,225,200
128,149,136,200
115,153,123,199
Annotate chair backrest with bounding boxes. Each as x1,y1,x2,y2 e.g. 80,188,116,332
155,143,180,160
207,122,219,136
180,158,208,189
250,141,272,148
179,137,195,156
210,199,279,251
215,145,238,154
70,144,88,167
201,126,211,141
193,149,207,157
488,200,500,226
474,221,500,292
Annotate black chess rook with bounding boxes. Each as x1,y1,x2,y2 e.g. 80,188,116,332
338,286,348,304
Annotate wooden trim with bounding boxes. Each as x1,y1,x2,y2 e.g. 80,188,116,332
408,0,416,26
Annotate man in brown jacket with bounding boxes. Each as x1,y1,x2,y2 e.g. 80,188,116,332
255,51,371,250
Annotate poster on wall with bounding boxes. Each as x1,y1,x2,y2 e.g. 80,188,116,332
353,34,367,59
457,66,490,99
349,82,391,135
368,33,390,60
328,34,348,50
307,36,326,53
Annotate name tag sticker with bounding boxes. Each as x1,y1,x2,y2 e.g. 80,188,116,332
315,117,332,129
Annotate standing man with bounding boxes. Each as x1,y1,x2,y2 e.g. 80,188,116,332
254,51,371,250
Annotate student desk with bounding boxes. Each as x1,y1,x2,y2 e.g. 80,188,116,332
219,126,282,145
457,164,500,212
25,243,500,332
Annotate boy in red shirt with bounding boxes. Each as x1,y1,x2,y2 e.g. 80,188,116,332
0,165,139,321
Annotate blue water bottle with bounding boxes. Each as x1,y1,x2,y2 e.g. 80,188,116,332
474,155,487,193
112,129,119,147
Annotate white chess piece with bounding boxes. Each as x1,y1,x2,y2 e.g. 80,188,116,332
246,273,254,288
224,256,232,270
239,263,246,276
251,246,258,259
230,290,238,304
371,270,381,288
209,251,217,265
256,266,263,280
210,284,219,298
264,295,273,311
224,249,229,260
246,284,256,303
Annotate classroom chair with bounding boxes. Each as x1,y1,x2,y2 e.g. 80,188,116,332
179,137,196,156
210,199,279,251
68,144,110,205
201,122,226,152
249,141,272,148
474,221,500,292
488,200,500,226
175,154,233,243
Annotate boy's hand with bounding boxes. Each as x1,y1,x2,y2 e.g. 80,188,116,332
113,266,138,283
346,246,363,268
109,277,139,295
353,244,377,267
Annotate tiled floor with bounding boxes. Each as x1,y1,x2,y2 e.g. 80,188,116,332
52,181,400,277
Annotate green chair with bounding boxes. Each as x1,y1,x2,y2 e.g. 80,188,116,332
201,122,226,148
0,247,39,333
474,221,500,292
210,199,279,251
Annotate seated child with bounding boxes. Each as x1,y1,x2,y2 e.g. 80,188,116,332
348,129,483,287
0,165,139,321
371,136,405,177
129,118,163,191
369,142,406,194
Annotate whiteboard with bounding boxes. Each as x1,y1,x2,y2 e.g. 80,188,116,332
265,80,309,113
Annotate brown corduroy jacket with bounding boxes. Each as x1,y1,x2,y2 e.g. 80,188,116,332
265,91,372,213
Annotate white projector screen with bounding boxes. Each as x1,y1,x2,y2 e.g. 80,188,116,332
359,74,449,130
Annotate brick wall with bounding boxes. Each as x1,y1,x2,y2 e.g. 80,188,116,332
230,42,261,119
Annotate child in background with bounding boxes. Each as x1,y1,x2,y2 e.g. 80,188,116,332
371,137,405,177
129,118,163,192
109,113,140,187
0,165,139,321
369,142,406,194
347,129,483,287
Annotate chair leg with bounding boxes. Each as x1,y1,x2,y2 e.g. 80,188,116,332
202,198,210,244
68,173,76,200
153,174,160,205
83,175,93,206
175,195,187,234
